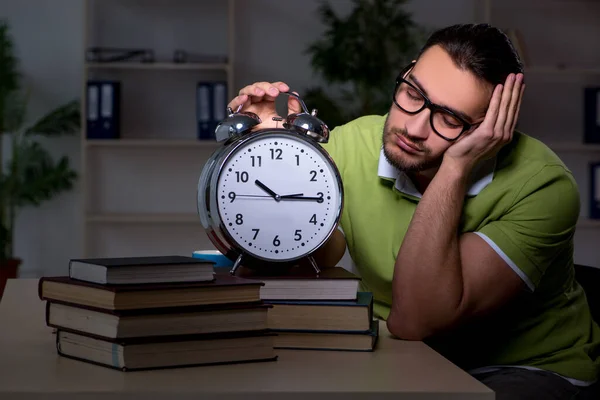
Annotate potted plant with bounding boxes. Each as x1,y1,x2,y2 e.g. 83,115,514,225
0,20,79,295
302,0,427,128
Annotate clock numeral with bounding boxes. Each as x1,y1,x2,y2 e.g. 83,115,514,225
295,154,300,166
235,171,249,183
317,192,324,203
273,235,281,247
309,170,317,182
309,214,317,225
228,192,236,202
250,155,262,167
294,230,302,241
270,148,283,160
252,229,260,240
235,214,244,225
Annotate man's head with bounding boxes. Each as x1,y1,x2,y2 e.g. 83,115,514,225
383,24,524,174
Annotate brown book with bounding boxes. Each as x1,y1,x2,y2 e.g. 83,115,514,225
38,274,263,311
55,329,277,371
274,319,379,352
267,292,373,332
230,266,361,300
45,300,270,340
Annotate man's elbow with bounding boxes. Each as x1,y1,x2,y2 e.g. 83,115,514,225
386,309,430,341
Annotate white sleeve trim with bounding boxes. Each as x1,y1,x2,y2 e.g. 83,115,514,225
474,232,535,292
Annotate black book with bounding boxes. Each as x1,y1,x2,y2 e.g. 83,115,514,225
68,255,215,285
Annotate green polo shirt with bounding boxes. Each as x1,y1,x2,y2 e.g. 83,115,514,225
320,114,600,384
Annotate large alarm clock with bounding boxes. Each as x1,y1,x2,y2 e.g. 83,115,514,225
197,92,343,275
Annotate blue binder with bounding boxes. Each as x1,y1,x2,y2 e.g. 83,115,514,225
591,162,600,219
584,87,600,144
86,80,120,139
196,81,227,140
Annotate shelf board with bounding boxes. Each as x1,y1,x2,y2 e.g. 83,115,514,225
545,142,600,153
84,139,220,149
86,62,229,71
525,66,600,75
86,213,200,224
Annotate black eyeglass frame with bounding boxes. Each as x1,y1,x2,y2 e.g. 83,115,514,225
393,62,479,142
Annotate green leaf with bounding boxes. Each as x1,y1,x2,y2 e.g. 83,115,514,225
303,0,423,122
2,90,28,133
7,138,77,208
24,100,80,137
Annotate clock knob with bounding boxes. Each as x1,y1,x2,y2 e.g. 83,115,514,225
283,92,330,143
215,105,261,143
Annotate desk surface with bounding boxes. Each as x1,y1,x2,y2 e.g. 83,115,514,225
0,279,493,400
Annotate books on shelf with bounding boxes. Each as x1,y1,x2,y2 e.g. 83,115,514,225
584,87,600,144
68,255,216,285
591,162,600,219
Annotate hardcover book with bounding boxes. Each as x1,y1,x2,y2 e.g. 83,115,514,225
38,274,264,311
45,300,270,339
273,319,380,352
68,255,215,285
266,292,373,332
229,266,361,301
55,329,277,371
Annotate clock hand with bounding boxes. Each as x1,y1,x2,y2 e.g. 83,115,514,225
279,193,304,198
255,180,280,201
280,195,324,203
234,194,273,198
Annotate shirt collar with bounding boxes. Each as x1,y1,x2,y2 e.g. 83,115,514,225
377,147,496,198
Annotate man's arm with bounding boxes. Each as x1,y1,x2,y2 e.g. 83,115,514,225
387,73,526,340
311,228,347,268
386,162,524,340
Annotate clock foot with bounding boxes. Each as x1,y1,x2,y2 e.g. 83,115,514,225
229,254,244,275
307,256,321,275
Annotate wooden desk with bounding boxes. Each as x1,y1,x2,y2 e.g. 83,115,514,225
0,279,494,399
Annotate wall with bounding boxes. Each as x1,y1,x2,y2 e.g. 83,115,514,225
1,0,598,276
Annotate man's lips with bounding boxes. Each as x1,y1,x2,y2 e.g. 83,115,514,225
395,134,422,154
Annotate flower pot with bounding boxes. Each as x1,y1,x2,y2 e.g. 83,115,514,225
0,258,21,299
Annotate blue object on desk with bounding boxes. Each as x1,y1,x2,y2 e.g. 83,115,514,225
192,250,234,268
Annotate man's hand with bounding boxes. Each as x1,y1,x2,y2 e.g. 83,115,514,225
443,73,525,174
227,81,303,130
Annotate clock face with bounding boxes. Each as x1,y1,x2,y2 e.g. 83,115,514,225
215,132,342,262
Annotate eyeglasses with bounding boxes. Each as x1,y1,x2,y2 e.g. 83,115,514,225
393,62,479,142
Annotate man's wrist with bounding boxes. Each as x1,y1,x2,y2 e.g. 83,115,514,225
439,157,473,185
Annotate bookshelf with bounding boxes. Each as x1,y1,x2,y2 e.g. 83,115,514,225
81,0,234,258
476,0,600,266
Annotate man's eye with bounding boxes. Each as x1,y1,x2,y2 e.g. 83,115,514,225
406,89,421,100
442,117,462,129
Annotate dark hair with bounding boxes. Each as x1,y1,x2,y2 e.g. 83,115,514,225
417,23,524,86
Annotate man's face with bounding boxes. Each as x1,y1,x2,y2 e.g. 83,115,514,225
383,45,492,173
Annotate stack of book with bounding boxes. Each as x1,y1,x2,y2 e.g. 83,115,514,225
38,255,277,371
229,265,379,352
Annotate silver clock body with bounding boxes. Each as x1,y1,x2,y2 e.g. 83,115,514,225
197,128,343,272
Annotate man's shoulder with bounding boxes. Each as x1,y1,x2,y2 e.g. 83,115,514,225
496,131,574,184
322,114,385,165
330,114,386,142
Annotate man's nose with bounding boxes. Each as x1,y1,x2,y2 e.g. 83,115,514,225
405,109,432,140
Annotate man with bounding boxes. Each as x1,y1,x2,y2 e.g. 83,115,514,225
227,24,600,399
